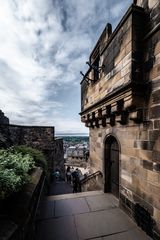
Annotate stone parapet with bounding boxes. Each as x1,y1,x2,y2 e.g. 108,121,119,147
0,167,45,240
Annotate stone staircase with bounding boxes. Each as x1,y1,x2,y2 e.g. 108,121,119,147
36,190,152,240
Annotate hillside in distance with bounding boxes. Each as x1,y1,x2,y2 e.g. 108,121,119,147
56,135,89,144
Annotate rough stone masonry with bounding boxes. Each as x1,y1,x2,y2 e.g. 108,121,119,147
0,110,64,176
80,0,160,238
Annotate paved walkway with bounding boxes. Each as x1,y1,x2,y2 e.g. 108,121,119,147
36,191,152,240
48,180,73,195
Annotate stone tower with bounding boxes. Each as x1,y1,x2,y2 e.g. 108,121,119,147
80,0,160,238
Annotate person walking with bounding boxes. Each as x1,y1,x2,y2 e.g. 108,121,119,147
66,166,71,183
72,169,80,193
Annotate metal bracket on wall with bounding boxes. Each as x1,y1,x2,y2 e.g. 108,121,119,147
86,61,105,73
80,71,94,85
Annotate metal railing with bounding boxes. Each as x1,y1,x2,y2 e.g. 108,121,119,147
80,170,103,184
80,170,103,192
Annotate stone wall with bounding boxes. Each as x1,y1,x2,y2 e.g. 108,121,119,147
0,110,9,124
81,5,146,113
80,0,160,237
0,111,64,175
0,110,11,148
0,168,45,240
9,125,55,149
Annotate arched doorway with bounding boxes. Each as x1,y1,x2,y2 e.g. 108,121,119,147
104,135,120,198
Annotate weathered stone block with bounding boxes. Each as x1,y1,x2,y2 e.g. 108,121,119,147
143,160,153,171
111,103,117,113
149,130,160,142
154,207,160,224
134,140,154,150
122,146,138,157
130,109,144,123
121,62,131,78
152,89,160,104
114,48,126,66
124,96,132,109
138,130,148,141
152,78,160,90
155,41,160,55
150,64,160,80
147,170,159,184
154,120,160,129
153,150,160,163
133,193,154,215
149,105,160,118
96,142,101,148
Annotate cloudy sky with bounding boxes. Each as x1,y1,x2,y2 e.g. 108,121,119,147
0,0,132,134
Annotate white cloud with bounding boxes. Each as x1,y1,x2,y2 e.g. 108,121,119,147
0,0,132,134
110,1,131,20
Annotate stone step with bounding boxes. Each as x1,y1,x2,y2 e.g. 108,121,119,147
47,190,104,201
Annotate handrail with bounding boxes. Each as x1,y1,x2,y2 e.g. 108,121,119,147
24,170,46,239
32,172,46,222
80,170,103,184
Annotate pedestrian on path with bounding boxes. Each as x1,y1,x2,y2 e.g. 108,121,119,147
72,169,81,193
51,169,60,182
66,166,71,183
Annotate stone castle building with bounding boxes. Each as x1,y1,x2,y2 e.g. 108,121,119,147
0,110,64,175
80,0,160,238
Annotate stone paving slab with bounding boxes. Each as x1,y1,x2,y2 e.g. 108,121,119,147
36,216,78,240
55,197,90,217
102,228,152,240
49,181,73,196
75,208,137,240
47,190,103,201
85,193,118,211
36,191,152,240
89,238,102,240
37,200,55,220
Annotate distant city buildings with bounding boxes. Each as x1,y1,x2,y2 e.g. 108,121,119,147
63,137,89,162
67,145,89,160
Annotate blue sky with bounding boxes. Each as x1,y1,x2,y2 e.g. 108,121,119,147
0,0,132,134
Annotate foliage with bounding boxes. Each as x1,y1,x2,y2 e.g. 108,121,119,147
0,149,34,199
62,136,89,145
12,145,47,172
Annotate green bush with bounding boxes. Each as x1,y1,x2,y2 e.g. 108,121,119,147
12,145,47,172
0,149,35,199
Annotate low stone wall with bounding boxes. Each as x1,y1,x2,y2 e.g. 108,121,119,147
0,167,45,240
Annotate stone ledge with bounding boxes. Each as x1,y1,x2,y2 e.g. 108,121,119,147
0,167,45,240
0,218,17,240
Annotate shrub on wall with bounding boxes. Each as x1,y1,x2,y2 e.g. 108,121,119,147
13,145,48,172
0,149,35,199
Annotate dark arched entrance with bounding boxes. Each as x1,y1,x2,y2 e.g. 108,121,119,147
104,135,120,198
